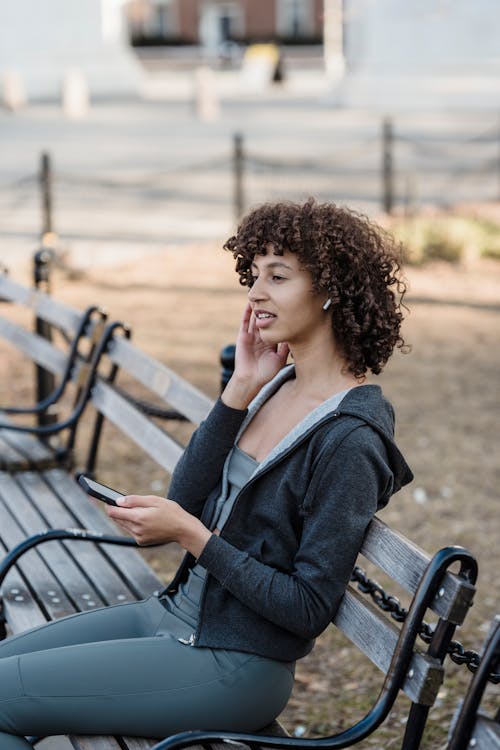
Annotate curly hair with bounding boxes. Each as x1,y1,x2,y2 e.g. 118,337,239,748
223,198,409,378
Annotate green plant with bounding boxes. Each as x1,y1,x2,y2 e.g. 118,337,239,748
386,213,500,265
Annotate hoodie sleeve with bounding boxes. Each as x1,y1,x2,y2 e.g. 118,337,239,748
168,398,247,516
198,424,394,640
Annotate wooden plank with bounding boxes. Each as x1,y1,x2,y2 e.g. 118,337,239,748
90,381,185,473
0,531,48,634
0,317,67,374
0,275,81,333
333,585,443,705
121,739,159,750
0,476,77,622
108,337,213,425
70,736,123,750
361,517,476,624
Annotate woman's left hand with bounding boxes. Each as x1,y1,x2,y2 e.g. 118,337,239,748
106,495,211,557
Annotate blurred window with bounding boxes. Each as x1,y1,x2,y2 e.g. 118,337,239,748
276,0,314,37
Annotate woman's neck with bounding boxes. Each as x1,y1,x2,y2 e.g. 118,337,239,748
288,337,361,402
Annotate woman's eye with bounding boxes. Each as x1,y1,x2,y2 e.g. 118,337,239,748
272,275,285,282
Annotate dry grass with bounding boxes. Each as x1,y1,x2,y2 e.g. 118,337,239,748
1,247,499,748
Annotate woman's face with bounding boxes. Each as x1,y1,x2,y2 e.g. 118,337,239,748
248,247,328,347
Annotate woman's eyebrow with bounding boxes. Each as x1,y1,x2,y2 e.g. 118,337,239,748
251,260,293,271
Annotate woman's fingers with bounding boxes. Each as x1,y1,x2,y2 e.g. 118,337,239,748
277,342,290,362
116,494,160,508
240,302,252,333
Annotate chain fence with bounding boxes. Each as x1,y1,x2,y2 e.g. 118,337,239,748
1,118,500,259
351,565,500,685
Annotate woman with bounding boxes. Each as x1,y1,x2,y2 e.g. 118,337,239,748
0,199,413,747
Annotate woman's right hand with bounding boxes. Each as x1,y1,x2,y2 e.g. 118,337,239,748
222,303,289,409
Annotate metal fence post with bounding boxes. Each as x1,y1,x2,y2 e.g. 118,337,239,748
40,151,53,239
233,133,244,224
382,118,394,214
33,247,57,426
35,151,57,425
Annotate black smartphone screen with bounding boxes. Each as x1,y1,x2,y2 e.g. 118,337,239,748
78,475,124,506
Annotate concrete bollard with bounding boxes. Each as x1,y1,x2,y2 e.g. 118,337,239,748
2,69,26,112
62,68,90,120
193,65,219,122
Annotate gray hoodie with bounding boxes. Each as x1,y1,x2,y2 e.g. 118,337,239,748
165,366,413,662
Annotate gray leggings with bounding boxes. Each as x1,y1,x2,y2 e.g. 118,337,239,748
0,595,295,748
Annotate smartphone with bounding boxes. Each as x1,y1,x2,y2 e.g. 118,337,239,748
78,475,124,506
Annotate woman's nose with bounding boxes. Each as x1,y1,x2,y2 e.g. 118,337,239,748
248,277,266,301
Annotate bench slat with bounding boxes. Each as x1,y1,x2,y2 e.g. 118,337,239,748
0,531,49,634
362,517,475,624
70,736,123,750
121,739,159,749
334,586,443,705
0,476,78,622
0,275,82,333
108,337,212,425
91,381,185,473
0,317,67,374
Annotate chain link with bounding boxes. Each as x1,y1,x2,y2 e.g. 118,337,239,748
351,566,500,684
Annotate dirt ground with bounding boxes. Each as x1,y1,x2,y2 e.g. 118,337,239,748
1,246,499,748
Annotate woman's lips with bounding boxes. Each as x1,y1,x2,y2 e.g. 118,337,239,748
254,311,276,329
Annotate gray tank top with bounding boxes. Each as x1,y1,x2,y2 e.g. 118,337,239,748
165,445,258,627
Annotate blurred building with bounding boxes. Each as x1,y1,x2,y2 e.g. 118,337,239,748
125,0,323,50
330,0,500,110
0,0,142,103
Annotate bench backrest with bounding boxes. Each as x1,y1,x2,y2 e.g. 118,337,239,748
0,273,104,373
0,273,107,467
335,517,476,708
0,273,108,402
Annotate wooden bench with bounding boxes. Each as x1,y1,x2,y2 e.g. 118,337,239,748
0,274,480,750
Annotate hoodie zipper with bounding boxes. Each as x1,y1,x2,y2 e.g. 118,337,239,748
185,411,342,648
178,633,196,646
177,406,389,647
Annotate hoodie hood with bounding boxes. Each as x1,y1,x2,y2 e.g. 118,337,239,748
336,382,414,495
